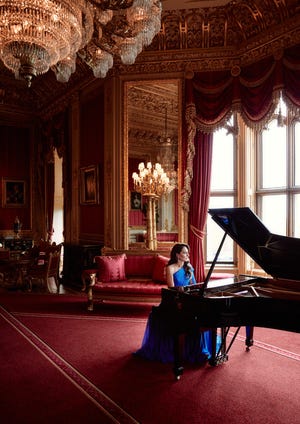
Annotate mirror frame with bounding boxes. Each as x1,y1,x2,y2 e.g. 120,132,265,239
123,78,185,251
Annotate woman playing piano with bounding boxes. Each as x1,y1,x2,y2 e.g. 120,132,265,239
134,243,214,363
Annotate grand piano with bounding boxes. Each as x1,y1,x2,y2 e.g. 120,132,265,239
159,207,300,379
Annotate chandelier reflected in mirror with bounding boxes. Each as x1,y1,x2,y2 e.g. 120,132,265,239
132,161,175,250
132,161,175,198
157,103,178,190
0,0,162,86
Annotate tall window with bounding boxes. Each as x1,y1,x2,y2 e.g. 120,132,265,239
256,103,300,238
207,119,236,265
206,97,300,273
53,149,64,245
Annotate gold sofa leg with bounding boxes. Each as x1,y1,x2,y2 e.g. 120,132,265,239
82,270,97,312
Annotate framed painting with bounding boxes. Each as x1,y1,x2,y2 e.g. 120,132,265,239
2,178,26,207
80,165,99,205
130,191,142,210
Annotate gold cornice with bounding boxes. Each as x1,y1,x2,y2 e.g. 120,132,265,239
1,1,300,115
118,25,300,76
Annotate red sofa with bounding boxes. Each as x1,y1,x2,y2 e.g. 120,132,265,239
82,252,169,311
82,250,234,311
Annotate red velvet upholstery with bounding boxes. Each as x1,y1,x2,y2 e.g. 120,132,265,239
83,253,168,310
94,254,126,282
82,252,234,311
91,280,164,295
124,255,155,278
152,254,169,283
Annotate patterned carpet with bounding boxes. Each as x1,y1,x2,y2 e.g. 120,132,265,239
1,292,300,424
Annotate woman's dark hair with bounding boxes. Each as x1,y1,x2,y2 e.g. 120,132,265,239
168,243,192,277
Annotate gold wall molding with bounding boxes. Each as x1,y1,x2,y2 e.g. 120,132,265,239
119,29,300,76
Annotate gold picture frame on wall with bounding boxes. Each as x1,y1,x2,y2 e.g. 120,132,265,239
2,178,26,207
80,165,99,205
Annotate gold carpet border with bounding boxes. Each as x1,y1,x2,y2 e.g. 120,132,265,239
230,331,300,362
11,309,300,362
0,305,139,424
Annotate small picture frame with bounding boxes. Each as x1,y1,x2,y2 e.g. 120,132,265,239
130,191,142,210
2,179,26,207
80,165,99,205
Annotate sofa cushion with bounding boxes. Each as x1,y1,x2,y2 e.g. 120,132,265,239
152,254,169,283
125,255,155,278
95,254,127,282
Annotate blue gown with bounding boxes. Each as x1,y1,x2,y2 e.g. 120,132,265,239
134,266,214,364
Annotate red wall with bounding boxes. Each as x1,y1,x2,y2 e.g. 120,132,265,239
79,92,105,238
0,126,31,231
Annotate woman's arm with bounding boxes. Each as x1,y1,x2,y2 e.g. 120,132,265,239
186,262,196,285
190,271,197,285
166,265,174,287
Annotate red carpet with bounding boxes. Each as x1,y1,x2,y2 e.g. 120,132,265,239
1,292,300,424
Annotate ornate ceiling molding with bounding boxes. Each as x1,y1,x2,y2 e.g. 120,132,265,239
120,2,300,75
1,0,300,116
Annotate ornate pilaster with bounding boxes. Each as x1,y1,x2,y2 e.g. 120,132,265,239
103,76,126,249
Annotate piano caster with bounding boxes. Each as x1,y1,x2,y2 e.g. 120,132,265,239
209,353,228,367
174,366,184,380
246,338,254,351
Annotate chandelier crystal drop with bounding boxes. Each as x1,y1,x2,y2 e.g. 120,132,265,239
0,0,162,86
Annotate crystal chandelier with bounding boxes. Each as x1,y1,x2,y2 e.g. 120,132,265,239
0,0,162,86
158,103,172,145
132,161,175,198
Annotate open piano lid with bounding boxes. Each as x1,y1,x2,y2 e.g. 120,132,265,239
208,207,300,281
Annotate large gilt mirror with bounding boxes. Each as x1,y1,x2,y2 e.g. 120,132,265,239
125,79,182,250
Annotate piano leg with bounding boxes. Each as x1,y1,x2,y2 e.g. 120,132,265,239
173,334,185,380
209,328,218,366
173,327,252,375
209,328,229,366
245,326,254,351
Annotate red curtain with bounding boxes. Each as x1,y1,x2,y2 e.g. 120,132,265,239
282,44,300,109
188,132,213,282
184,43,300,279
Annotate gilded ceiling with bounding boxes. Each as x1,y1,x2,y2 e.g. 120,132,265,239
1,0,300,118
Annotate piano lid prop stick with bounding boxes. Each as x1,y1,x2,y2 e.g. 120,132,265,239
202,231,228,293
249,286,260,297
